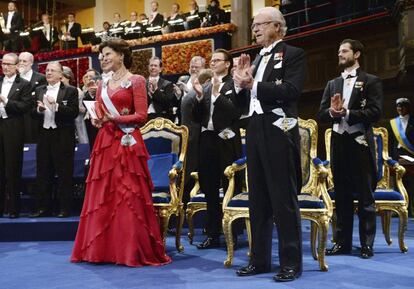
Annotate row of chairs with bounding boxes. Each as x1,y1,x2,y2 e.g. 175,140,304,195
141,118,409,271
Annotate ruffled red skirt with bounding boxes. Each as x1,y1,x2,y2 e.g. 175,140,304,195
71,123,171,267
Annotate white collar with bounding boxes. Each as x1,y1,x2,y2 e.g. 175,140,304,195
149,76,159,82
400,114,409,120
259,39,283,56
4,74,16,83
21,69,33,78
47,81,61,89
341,67,358,80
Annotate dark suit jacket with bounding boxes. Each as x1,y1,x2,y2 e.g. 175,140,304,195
32,82,79,128
234,42,306,123
4,12,24,34
29,72,47,92
2,75,32,118
387,115,414,159
184,10,201,29
65,22,82,39
194,74,241,132
38,24,59,50
147,77,174,115
149,13,164,27
318,68,383,179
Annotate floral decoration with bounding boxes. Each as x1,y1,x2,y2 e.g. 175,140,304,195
130,48,155,78
162,39,213,75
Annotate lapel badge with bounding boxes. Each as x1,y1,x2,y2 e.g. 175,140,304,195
360,98,367,109
354,81,364,90
62,100,68,105
274,52,283,61
275,79,283,85
16,88,20,91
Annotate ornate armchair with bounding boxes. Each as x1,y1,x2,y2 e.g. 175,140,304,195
325,127,408,253
222,119,332,271
185,129,245,244
141,117,189,252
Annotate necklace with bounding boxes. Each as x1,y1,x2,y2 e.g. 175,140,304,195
112,69,128,81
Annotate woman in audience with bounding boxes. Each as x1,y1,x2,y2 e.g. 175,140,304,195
71,39,171,267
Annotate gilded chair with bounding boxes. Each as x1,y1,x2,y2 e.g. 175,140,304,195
325,127,408,253
141,117,189,252
222,118,332,271
185,129,245,244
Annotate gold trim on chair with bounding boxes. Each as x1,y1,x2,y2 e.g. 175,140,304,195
141,117,189,252
325,127,408,253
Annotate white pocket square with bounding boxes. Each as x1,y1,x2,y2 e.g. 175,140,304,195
62,100,68,105
31,91,36,95
225,90,232,95
218,128,235,140
273,117,297,132
274,61,283,69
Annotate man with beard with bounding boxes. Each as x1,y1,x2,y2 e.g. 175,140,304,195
318,39,383,259
18,52,47,143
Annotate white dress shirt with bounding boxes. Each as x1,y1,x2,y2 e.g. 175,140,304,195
42,82,61,129
0,74,16,119
333,68,365,134
147,76,159,114
6,11,14,30
66,22,75,40
201,75,225,132
44,23,51,41
20,69,33,82
247,39,283,116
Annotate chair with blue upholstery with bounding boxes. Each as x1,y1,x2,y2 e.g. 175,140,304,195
141,117,188,252
222,118,332,271
325,127,408,253
185,129,245,244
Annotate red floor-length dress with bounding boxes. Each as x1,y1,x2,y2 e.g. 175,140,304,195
71,75,171,267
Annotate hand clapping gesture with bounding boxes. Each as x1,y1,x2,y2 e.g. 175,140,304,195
233,54,255,90
329,93,346,118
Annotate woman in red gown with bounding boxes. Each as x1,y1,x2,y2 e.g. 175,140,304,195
71,39,171,267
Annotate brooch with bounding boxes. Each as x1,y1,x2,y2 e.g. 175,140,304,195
120,107,130,115
360,98,367,109
120,80,132,89
354,81,364,91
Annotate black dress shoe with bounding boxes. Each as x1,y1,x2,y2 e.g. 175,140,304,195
57,211,70,218
196,237,220,249
29,210,49,218
8,213,19,219
236,264,270,276
273,268,302,282
326,243,351,255
360,246,374,259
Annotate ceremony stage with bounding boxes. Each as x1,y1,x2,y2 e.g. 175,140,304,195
0,217,413,289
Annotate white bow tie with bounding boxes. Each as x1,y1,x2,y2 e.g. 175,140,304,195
259,48,272,56
47,85,58,90
341,71,357,80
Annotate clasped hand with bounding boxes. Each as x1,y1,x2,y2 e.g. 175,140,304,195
233,54,254,90
329,93,346,118
92,110,114,128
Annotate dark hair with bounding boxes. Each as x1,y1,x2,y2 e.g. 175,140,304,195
86,68,101,78
99,39,133,69
340,39,364,58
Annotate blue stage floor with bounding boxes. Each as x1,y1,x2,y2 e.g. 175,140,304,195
1,217,414,289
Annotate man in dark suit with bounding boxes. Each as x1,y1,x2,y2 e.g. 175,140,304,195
61,13,81,50
193,49,242,249
233,7,306,282
37,13,59,52
0,53,31,218
147,56,174,121
124,11,143,39
318,39,383,259
2,1,24,52
148,1,164,27
18,52,47,143
31,62,79,218
388,98,414,216
109,13,125,38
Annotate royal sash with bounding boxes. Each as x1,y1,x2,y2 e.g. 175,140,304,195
390,117,414,155
101,81,137,146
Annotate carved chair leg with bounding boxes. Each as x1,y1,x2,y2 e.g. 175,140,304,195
398,207,408,253
223,215,234,267
380,210,392,245
317,218,329,272
331,211,337,243
245,218,252,257
175,208,185,252
310,221,318,260
186,208,195,244
159,214,170,248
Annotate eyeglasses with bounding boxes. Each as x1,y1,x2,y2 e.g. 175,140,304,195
209,59,226,64
1,62,16,66
251,21,277,30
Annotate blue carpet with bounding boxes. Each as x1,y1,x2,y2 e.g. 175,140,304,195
1,218,413,289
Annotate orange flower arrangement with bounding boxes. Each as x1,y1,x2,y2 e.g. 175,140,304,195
162,39,213,75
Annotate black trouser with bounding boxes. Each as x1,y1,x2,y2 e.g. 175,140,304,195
246,113,302,271
0,118,24,215
198,130,241,238
332,131,376,249
35,127,75,214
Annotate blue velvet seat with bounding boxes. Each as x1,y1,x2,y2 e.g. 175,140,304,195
222,119,332,271
325,127,408,253
141,117,189,252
